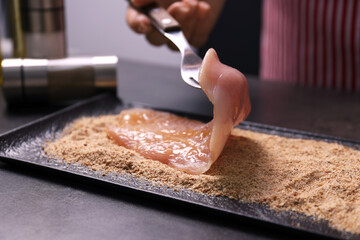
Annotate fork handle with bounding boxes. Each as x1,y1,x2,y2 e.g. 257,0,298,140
129,2,181,32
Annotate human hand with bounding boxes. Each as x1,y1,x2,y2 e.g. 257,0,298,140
126,0,225,49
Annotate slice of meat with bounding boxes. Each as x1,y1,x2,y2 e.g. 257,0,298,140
108,109,212,174
108,48,251,174
199,48,251,162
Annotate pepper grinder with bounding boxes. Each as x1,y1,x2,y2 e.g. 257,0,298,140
21,0,66,58
1,0,118,105
2,56,118,105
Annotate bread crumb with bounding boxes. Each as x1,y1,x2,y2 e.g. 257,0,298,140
44,114,360,234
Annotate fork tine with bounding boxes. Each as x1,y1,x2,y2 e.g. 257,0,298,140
184,76,201,88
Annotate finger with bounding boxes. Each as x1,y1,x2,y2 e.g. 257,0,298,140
132,0,176,8
168,0,198,41
126,6,152,33
167,41,178,51
145,28,168,46
131,0,154,7
181,0,199,42
197,1,211,20
190,1,212,47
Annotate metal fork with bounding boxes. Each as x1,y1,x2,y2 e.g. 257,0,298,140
130,3,202,88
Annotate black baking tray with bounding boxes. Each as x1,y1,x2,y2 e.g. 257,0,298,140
0,93,359,240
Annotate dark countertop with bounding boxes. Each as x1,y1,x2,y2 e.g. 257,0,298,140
0,59,359,240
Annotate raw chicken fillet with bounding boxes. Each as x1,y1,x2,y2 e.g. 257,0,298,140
108,49,251,174
108,109,212,174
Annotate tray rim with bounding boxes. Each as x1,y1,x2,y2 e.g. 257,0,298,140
0,93,359,239
1,94,359,147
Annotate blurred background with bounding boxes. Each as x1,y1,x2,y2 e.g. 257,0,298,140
66,0,262,74
0,0,261,71
0,0,261,105
65,0,182,67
